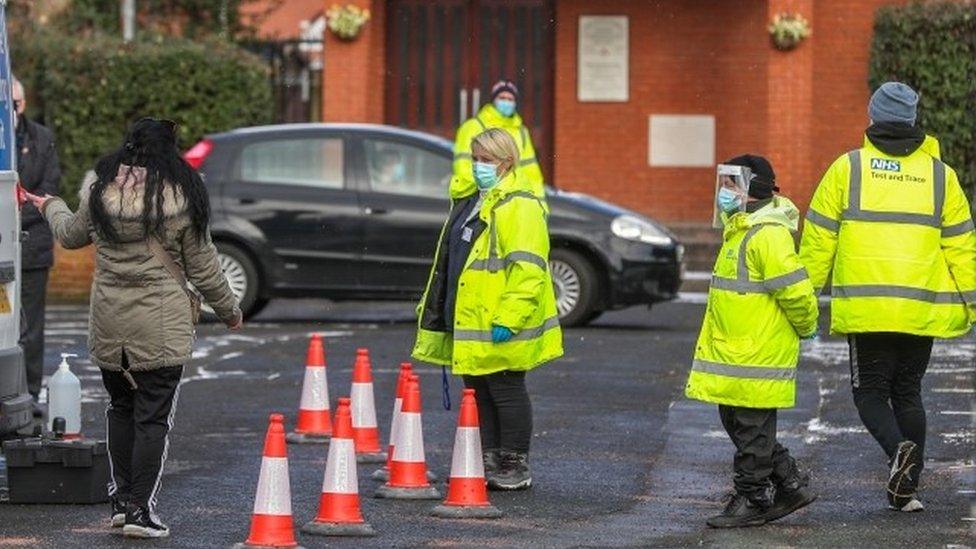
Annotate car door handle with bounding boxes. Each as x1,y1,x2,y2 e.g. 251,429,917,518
238,197,257,205
364,207,388,215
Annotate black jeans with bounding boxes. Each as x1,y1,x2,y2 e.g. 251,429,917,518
462,371,533,454
718,405,797,501
19,268,48,398
848,333,933,464
101,363,183,510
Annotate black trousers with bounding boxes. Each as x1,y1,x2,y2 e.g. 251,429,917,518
462,371,533,453
19,268,48,398
101,363,183,510
848,333,933,465
718,405,797,500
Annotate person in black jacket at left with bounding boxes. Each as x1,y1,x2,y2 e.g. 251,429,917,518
14,76,62,416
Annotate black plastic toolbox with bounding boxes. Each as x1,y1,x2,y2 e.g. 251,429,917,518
2,438,110,504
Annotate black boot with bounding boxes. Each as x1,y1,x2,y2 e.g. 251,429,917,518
123,504,170,538
765,472,817,522
488,451,532,491
483,448,500,476
110,495,127,528
707,492,769,528
888,440,924,512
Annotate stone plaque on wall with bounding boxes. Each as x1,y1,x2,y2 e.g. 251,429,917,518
578,15,629,102
648,115,716,167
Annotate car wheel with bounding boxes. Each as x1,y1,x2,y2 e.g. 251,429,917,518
549,248,600,328
199,243,261,319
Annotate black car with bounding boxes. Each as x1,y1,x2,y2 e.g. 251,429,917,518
184,124,683,327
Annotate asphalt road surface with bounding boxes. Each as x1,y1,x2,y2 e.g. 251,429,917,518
1,297,973,548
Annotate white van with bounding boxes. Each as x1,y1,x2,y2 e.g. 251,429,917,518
0,170,30,435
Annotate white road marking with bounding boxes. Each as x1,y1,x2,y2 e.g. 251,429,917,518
933,387,975,394
940,411,976,416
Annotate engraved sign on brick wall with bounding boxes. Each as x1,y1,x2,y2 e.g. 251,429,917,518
578,16,628,102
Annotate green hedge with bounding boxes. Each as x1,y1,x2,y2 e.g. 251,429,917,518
870,2,976,199
12,30,272,207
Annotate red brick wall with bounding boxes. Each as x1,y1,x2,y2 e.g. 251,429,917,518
322,0,387,123
553,0,771,224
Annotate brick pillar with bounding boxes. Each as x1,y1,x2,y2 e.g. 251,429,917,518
766,0,815,208
322,0,386,123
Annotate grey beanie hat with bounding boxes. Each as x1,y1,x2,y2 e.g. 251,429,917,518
869,82,919,126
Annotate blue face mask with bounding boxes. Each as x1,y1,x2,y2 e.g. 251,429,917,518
494,98,516,117
717,187,743,213
474,161,500,190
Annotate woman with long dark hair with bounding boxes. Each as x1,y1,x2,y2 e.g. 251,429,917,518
26,117,241,539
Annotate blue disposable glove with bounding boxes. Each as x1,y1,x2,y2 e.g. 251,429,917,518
491,325,514,343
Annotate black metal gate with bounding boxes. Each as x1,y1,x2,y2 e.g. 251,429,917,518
243,39,324,124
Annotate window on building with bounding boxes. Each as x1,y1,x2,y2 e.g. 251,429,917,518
240,138,344,189
363,140,451,198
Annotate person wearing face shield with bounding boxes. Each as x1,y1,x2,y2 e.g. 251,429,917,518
452,79,545,199
413,128,562,491
685,155,819,528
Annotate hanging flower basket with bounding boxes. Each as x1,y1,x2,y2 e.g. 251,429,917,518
326,4,371,41
768,12,811,51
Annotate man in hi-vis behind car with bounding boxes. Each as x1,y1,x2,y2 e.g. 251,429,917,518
800,81,976,513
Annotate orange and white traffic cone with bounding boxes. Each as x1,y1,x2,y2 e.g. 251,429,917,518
371,362,412,482
432,388,502,518
351,348,386,463
375,375,440,500
302,398,377,537
234,414,302,549
286,334,331,444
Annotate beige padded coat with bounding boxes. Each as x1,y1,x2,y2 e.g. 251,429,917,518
42,167,240,372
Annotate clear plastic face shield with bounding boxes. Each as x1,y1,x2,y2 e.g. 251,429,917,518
712,164,752,228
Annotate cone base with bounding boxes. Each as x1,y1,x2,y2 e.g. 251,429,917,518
374,484,441,500
355,451,387,464
286,432,330,444
302,520,377,537
371,467,437,482
232,543,305,549
431,503,503,519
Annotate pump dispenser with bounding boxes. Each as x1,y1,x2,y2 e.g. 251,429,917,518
47,353,82,439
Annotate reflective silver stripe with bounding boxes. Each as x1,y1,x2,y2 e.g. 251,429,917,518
962,290,976,304
454,316,561,342
805,209,840,232
942,219,975,238
494,191,542,210
711,268,808,294
519,126,528,149
833,284,968,304
847,150,862,213
763,267,810,291
843,151,945,229
845,210,940,228
518,157,537,167
711,276,766,293
469,251,548,272
475,116,487,130
454,152,472,161
736,224,768,280
691,359,796,381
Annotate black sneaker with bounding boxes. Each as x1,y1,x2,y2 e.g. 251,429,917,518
123,505,170,539
707,492,768,528
888,440,923,512
110,496,127,528
487,451,532,491
483,449,500,476
765,473,817,522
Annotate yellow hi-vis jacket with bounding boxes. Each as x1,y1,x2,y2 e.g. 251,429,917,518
799,135,976,337
453,103,545,199
686,197,819,409
412,171,563,376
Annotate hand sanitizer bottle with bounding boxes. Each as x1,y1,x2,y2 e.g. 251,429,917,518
47,353,81,439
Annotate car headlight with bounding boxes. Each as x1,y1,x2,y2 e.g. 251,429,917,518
611,215,673,246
